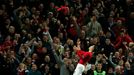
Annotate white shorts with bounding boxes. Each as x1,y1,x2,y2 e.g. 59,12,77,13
73,63,85,75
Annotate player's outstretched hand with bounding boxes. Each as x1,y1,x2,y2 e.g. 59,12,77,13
88,45,95,52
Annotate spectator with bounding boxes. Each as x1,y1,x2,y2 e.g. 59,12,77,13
86,15,102,38
27,64,42,75
17,63,28,75
102,38,115,57
107,67,114,75
53,46,74,75
114,65,122,75
124,61,131,75
24,57,32,70
114,28,133,49
93,63,106,75
85,64,96,75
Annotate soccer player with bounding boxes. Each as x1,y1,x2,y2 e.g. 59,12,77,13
73,43,95,75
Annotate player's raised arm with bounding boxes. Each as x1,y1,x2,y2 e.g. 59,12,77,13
73,45,80,52
88,45,95,52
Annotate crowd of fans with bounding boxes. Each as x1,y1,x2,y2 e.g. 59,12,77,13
0,0,134,75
